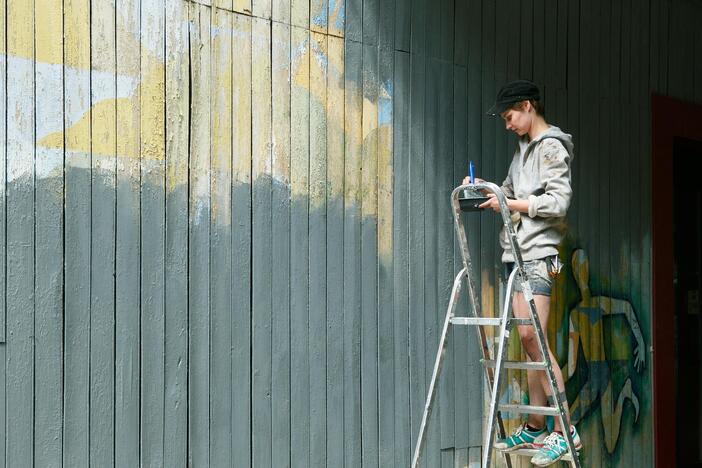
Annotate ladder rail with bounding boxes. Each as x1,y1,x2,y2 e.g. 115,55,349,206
482,267,518,468
410,268,466,468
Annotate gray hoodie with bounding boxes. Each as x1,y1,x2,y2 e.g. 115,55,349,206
499,126,574,263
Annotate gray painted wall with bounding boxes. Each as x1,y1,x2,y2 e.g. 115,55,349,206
0,0,701,466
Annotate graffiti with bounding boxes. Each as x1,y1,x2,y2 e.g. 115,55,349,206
563,249,646,454
498,247,647,456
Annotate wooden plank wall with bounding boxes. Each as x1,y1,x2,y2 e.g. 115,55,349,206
0,0,700,466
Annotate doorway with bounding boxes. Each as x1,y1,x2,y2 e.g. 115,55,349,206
651,94,702,468
673,137,702,467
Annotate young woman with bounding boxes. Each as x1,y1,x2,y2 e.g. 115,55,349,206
464,80,581,466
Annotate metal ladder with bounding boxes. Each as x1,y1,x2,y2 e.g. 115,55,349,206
411,182,581,468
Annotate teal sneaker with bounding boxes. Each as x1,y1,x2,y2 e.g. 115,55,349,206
494,423,547,452
530,426,582,466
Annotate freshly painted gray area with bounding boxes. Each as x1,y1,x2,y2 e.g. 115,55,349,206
0,0,701,466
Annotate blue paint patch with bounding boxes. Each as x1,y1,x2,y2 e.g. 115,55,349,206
378,80,393,126
312,9,328,28
310,38,329,72
573,306,604,324
329,0,345,31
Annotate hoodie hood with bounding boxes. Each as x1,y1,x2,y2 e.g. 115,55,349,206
519,125,575,162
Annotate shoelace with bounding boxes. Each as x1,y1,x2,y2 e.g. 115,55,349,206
541,432,563,449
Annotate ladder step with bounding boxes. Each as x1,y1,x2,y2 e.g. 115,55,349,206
505,448,575,462
482,360,547,370
450,317,533,326
498,404,560,416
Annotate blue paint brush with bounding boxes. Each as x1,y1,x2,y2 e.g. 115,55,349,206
469,160,475,184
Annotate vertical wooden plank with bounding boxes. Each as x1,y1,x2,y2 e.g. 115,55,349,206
363,0,379,45
5,0,34,465
532,0,544,87
164,0,189,463
0,0,6,347
34,0,64,463
361,40,380,468
566,0,579,226
440,0,453,63
452,64,471,450
231,12,252,468
0,0,5,458
425,0,439,59
188,4,211,466
271,19,291,468
309,29,328,468
114,0,140,465
63,0,91,463
379,0,394,51
519,0,533,78
479,1,496,438
0,344,4,467
423,54,440,468
658,0,669,93
578,0,599,459
443,63,459,457
505,0,519,80
140,0,166,465
252,15,273,468
291,0,309,30
394,0,410,52
638,2,653,466
438,59,455,453
465,0,482,447
234,0,252,15
346,0,362,41
328,0,345,37
325,33,345,468
377,44,395,468
453,0,467,66
210,8,233,467
273,0,290,27
89,0,117,463
392,49,411,468
214,0,233,16
343,37,363,468
310,0,327,33
290,24,310,468
408,0,426,462
253,0,272,20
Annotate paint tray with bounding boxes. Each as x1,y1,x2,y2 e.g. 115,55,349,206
458,187,489,212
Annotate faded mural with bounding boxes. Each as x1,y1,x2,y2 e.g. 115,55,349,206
501,243,650,465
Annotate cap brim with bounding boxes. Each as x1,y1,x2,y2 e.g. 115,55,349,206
486,101,511,116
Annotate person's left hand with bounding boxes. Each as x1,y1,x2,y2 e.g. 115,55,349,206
479,193,503,212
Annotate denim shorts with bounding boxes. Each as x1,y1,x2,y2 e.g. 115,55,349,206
504,255,562,297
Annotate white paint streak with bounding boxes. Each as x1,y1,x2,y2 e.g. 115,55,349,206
7,56,33,183
2,56,139,132
36,147,63,179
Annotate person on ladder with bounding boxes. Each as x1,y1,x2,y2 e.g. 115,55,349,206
463,80,582,466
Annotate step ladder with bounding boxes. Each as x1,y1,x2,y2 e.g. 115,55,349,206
411,182,581,468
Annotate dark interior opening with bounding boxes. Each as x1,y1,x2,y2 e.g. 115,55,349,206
673,137,702,467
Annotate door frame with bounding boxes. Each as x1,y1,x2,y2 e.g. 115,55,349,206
651,94,702,468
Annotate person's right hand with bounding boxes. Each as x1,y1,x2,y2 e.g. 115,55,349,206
462,176,485,185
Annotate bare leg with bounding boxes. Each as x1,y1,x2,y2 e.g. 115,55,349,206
513,292,571,432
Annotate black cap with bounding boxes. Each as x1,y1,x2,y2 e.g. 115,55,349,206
486,80,541,116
